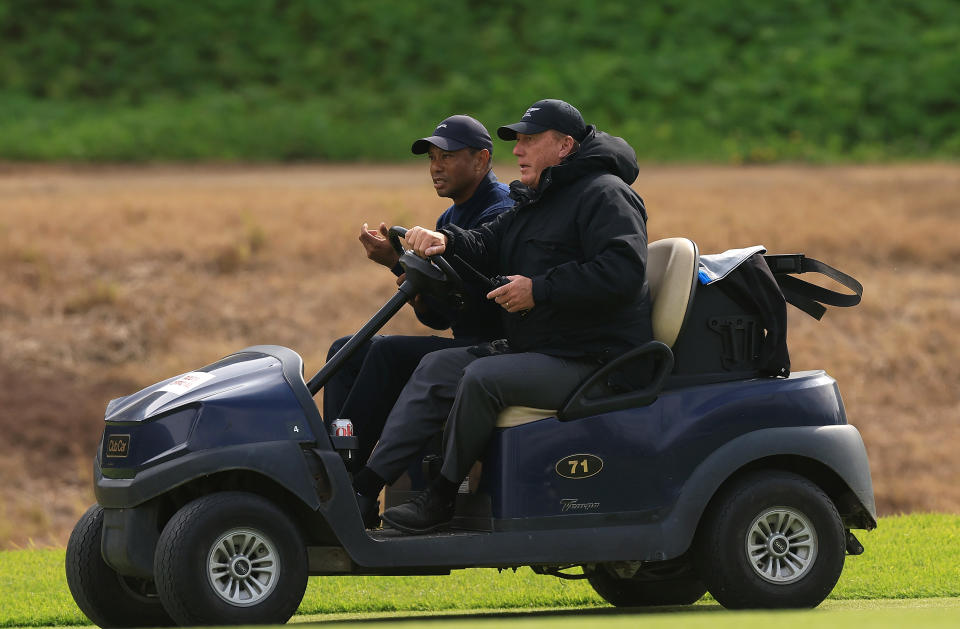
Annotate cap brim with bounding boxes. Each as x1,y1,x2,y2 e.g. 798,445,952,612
411,136,469,154
497,121,550,141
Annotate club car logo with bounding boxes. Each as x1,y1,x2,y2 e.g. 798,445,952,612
105,434,130,458
555,453,603,479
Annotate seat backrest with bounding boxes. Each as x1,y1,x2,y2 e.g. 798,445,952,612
646,237,699,348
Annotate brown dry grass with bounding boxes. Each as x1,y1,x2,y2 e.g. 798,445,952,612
0,162,957,548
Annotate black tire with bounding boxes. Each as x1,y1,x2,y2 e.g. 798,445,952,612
154,491,308,626
65,504,174,628
586,565,706,607
695,470,845,609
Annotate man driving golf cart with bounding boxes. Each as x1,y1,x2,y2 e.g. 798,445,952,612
352,99,655,533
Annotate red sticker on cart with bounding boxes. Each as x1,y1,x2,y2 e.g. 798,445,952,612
158,371,215,396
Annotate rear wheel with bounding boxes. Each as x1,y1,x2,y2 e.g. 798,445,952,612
154,491,308,626
695,470,845,609
586,564,706,606
65,504,173,628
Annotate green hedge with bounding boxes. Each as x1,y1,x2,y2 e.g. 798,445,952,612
1,0,958,161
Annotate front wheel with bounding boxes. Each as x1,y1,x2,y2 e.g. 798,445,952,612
695,470,845,609
65,504,173,628
154,492,308,626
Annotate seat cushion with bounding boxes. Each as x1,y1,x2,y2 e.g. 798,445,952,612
495,406,556,428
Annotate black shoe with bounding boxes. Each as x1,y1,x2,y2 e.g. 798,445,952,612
356,492,380,529
381,485,455,534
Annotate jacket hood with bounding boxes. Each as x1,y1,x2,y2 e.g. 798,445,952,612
560,125,640,185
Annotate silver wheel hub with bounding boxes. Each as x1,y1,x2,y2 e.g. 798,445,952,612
746,507,817,584
207,528,279,606
230,556,251,578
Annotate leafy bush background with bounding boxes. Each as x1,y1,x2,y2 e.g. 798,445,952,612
1,0,957,162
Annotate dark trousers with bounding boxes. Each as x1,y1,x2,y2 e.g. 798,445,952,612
323,334,478,468
366,348,598,485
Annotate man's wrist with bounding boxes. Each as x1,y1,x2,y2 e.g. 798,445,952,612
438,228,455,253
531,276,551,304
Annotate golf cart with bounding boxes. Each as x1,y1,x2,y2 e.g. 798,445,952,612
66,227,874,626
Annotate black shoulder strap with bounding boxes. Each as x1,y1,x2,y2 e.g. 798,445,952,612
763,254,863,320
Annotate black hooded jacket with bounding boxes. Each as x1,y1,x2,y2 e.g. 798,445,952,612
440,127,653,361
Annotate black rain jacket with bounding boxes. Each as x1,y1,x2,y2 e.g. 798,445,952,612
440,127,653,361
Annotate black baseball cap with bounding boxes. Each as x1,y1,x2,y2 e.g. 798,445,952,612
497,99,587,142
411,115,494,154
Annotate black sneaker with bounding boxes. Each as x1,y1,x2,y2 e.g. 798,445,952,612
356,492,380,529
381,485,454,534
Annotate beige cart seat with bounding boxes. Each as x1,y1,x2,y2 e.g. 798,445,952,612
495,237,699,428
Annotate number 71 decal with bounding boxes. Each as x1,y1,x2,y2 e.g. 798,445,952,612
555,454,604,479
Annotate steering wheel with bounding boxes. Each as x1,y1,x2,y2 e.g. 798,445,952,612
388,226,463,292
387,226,408,258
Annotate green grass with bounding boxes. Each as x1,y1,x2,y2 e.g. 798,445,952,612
0,514,957,627
0,93,954,164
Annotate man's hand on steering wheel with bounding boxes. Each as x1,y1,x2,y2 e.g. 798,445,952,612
388,226,463,296
404,226,447,257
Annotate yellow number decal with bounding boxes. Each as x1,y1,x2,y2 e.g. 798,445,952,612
555,454,604,479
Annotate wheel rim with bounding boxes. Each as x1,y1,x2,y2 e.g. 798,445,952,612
745,507,818,584
206,527,280,607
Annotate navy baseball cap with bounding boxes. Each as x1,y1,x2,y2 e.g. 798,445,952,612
497,99,587,142
411,115,494,154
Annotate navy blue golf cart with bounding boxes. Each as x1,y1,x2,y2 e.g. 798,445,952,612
65,228,874,626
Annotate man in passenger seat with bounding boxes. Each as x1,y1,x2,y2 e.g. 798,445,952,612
352,99,653,533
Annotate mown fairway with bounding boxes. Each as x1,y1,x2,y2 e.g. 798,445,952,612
1,514,957,627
